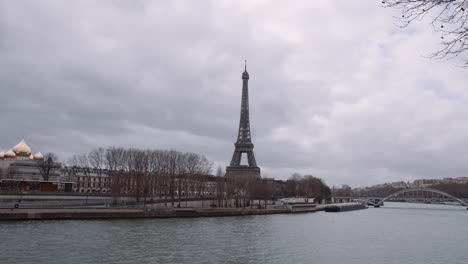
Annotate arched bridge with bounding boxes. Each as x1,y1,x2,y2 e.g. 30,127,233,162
355,187,468,207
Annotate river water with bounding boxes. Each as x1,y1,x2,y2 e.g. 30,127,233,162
0,202,467,264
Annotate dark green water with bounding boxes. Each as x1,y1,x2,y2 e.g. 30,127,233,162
1,202,467,264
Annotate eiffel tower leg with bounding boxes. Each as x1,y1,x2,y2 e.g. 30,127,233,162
247,151,257,167
230,150,242,167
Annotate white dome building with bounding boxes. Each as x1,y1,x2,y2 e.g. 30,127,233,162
12,139,32,157
34,152,44,160
4,149,16,158
0,139,64,193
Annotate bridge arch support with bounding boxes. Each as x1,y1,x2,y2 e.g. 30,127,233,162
375,187,468,207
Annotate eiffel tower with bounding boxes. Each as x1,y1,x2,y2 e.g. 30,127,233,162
225,62,261,179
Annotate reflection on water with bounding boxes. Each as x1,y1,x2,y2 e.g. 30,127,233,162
0,202,467,264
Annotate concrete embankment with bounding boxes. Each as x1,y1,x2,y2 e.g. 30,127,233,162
0,202,369,220
0,206,324,221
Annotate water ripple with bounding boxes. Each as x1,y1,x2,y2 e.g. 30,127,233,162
0,203,467,264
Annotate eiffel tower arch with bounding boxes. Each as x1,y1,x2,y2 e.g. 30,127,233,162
225,63,261,179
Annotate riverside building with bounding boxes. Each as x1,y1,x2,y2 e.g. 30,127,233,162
61,167,111,193
0,139,64,192
0,140,219,196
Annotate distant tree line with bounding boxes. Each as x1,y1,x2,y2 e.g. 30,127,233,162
66,148,332,207
331,184,354,197
68,147,213,207
432,182,468,198
350,185,404,198
281,173,332,203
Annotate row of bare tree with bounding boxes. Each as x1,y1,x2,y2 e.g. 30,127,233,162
280,173,332,203
68,147,213,206
67,147,277,208
66,149,333,207
212,172,332,208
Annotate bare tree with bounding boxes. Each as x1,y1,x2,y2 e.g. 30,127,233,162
38,153,59,181
176,153,189,207
88,147,105,169
67,145,215,208
215,175,226,207
67,153,90,168
290,173,303,181
105,147,127,202
332,184,352,198
130,149,150,203
105,147,124,171
147,150,160,202
383,0,468,66
67,155,79,167
156,150,170,206
167,150,179,207
76,154,89,168
260,179,273,208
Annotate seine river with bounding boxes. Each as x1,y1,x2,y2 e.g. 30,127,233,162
0,202,467,264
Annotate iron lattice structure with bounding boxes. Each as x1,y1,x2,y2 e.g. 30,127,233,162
225,65,261,179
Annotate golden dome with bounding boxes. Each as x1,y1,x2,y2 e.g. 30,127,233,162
12,139,32,156
5,149,16,158
34,152,44,160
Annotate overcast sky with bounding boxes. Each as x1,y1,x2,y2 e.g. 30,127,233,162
1,1,467,187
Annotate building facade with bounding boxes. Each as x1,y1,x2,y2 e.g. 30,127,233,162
61,167,111,193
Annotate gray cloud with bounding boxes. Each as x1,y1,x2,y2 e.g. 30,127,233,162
1,0,467,187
